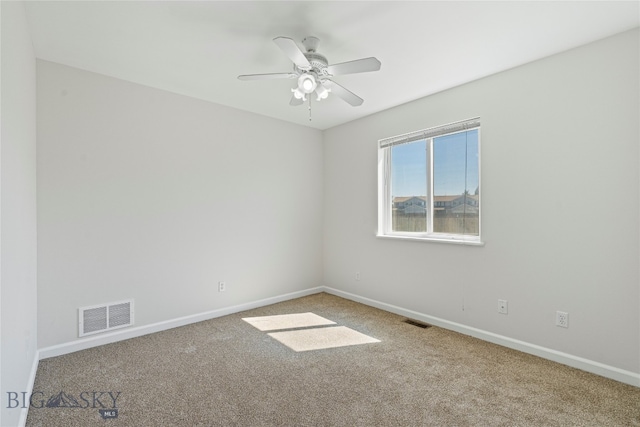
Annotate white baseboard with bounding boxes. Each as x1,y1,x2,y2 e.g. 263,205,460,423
323,286,640,388
15,350,40,427
36,285,640,388
38,287,324,360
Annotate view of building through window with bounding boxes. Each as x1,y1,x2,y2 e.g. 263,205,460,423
390,129,479,236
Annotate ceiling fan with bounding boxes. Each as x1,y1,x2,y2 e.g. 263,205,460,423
238,36,381,107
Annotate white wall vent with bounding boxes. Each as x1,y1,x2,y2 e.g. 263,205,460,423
79,300,134,337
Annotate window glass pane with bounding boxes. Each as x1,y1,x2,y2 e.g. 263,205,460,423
391,140,427,232
433,130,479,235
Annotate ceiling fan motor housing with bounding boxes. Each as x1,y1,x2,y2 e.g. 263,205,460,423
305,52,329,77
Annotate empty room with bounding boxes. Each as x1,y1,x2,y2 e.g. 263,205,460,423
2,1,639,426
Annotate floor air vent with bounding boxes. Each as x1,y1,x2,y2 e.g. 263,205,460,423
403,319,432,329
79,300,134,337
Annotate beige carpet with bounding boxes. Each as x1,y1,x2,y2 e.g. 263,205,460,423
26,293,640,426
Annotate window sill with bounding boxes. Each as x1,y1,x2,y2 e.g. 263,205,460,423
376,233,485,246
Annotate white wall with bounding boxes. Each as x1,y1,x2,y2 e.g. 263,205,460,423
323,29,640,375
37,61,324,348
0,2,39,426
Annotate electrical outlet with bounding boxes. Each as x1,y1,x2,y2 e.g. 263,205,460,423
218,281,226,292
355,271,361,281
556,311,568,328
498,299,508,314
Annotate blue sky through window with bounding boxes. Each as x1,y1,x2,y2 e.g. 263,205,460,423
391,130,478,197
391,140,427,197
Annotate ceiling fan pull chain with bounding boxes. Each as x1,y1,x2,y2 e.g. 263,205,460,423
308,97,312,121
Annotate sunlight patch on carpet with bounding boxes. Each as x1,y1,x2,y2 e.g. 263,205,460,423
242,312,336,331
268,326,380,352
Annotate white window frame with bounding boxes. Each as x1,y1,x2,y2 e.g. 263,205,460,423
377,117,483,246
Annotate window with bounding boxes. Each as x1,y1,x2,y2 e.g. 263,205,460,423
378,118,482,244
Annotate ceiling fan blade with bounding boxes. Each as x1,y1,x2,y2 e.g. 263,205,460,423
273,37,311,70
289,95,304,106
326,57,381,76
325,80,364,106
238,73,297,81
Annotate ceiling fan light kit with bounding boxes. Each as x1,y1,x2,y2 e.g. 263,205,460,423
238,36,381,115
298,73,317,93
315,84,330,101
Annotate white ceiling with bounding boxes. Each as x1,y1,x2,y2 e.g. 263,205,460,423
24,1,639,130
